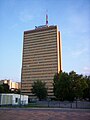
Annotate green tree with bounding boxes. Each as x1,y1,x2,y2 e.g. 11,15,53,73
53,72,74,101
0,85,4,93
73,75,88,100
53,71,88,101
3,83,10,93
69,71,88,100
31,80,47,100
0,83,10,93
83,76,90,101
53,73,59,98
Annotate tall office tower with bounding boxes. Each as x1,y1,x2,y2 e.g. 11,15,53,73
21,25,62,98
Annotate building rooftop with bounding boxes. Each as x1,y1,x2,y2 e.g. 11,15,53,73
24,25,57,34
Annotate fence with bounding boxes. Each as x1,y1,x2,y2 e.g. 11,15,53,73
35,101,90,109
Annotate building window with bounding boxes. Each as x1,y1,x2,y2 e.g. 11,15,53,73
15,98,18,103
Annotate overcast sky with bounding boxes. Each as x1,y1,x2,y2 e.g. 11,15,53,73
0,0,90,82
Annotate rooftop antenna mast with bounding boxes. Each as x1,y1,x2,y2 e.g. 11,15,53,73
46,10,48,26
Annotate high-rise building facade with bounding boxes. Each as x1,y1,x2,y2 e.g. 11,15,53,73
21,25,62,98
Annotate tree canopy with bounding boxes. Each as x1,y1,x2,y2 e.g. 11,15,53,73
0,83,10,93
83,75,90,101
53,71,89,101
0,83,20,94
31,80,47,100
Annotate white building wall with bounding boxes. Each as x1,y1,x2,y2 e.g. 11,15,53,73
0,94,12,105
12,94,20,105
21,95,28,105
0,94,28,105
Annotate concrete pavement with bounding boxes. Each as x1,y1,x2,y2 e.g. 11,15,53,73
0,108,90,120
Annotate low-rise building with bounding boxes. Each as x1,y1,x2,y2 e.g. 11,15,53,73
0,94,28,105
0,79,21,90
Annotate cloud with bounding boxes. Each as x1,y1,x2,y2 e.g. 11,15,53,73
19,10,33,22
83,67,90,75
71,48,88,57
